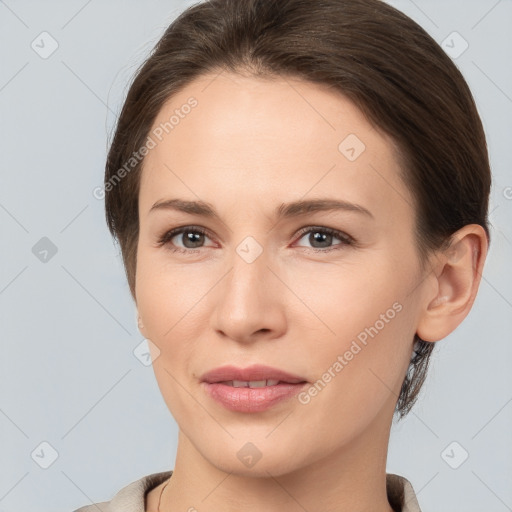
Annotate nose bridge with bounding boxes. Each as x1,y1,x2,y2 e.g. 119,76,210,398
225,204,287,294
212,233,283,340
226,235,271,308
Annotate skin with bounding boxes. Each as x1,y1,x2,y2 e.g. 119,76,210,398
136,71,488,511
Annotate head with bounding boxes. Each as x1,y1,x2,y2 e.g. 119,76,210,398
103,0,490,475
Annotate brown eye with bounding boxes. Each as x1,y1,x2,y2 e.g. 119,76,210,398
157,226,214,253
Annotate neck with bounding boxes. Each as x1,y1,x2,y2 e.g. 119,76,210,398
160,408,396,512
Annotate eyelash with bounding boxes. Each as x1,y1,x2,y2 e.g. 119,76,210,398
156,225,355,255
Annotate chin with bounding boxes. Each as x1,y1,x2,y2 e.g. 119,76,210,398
216,456,301,479
199,437,310,479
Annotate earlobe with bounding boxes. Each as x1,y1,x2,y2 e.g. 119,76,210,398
416,224,488,343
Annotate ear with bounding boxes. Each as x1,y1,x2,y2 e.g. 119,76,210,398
416,224,488,342
136,310,147,336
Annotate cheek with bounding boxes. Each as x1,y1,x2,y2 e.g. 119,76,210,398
315,303,408,388
135,252,209,373
291,257,415,387
136,250,194,338
136,254,202,422
285,256,403,333
294,295,412,443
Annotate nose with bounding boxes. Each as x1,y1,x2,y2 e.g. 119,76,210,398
211,244,287,344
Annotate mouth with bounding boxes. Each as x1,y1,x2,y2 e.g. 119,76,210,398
218,379,294,387
200,364,308,413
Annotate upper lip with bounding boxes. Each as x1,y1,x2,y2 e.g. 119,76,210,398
200,364,308,384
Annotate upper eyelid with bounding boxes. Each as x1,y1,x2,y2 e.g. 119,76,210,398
295,225,353,241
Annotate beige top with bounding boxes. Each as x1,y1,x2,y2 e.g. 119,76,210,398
73,470,422,511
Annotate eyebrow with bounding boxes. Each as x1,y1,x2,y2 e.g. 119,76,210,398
149,198,373,219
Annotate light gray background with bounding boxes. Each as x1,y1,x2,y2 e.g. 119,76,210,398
0,1,511,511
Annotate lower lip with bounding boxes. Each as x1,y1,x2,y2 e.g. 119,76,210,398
201,382,308,413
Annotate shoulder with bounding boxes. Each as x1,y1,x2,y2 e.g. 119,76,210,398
74,470,419,511
72,470,173,512
386,473,422,512
73,500,110,512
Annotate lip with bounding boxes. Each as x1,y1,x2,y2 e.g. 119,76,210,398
200,364,308,413
199,364,308,384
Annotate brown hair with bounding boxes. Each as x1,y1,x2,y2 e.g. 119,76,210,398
104,0,491,419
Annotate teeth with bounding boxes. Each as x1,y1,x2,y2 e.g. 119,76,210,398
223,379,281,387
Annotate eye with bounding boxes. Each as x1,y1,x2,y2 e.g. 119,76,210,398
156,226,215,253
157,225,355,254
293,226,354,252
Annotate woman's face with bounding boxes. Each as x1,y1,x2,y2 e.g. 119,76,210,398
135,71,430,476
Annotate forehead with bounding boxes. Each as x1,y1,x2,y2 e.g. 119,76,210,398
139,71,413,220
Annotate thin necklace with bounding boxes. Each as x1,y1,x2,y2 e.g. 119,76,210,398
157,479,170,512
